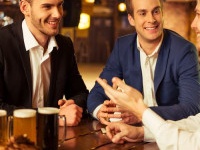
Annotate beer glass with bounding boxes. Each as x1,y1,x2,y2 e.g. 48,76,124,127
37,107,66,150
0,110,7,146
12,109,37,143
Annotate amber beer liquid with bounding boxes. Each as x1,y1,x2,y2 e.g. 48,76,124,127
13,109,36,143
0,110,7,146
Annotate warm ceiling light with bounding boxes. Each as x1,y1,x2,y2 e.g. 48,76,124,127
78,13,90,30
85,0,95,3
118,2,126,12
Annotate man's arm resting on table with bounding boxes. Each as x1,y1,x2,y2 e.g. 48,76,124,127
142,108,200,150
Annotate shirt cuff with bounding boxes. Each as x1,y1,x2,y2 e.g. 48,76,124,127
143,126,156,142
142,108,166,139
92,104,102,120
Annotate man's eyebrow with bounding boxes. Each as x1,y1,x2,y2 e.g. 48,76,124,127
136,9,146,13
152,6,161,11
40,0,64,6
136,6,161,13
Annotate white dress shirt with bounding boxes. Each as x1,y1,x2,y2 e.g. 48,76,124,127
22,20,58,108
143,108,200,150
137,37,161,106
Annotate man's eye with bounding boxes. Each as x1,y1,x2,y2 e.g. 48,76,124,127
153,8,161,15
139,12,146,16
154,10,158,14
43,5,51,9
58,3,63,8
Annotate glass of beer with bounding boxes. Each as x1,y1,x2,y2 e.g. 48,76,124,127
13,109,36,143
0,110,7,146
37,107,66,150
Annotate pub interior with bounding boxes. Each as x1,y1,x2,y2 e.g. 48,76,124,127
0,0,198,89
0,0,199,149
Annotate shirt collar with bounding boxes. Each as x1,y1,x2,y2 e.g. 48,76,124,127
137,34,163,57
22,19,58,52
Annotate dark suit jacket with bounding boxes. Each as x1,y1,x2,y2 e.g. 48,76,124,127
0,21,89,115
87,29,200,121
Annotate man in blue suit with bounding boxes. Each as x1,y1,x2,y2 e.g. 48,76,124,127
87,0,200,125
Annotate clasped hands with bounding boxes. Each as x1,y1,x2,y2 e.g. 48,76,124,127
58,99,83,126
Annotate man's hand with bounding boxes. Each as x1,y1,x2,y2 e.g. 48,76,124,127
58,99,83,126
97,100,141,125
96,77,148,120
106,122,144,144
119,109,141,125
97,100,119,125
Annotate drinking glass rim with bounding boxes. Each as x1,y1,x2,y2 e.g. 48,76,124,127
14,109,36,118
0,110,7,116
38,107,59,114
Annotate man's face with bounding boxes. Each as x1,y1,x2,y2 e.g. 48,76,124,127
23,0,64,38
128,0,163,45
191,1,200,51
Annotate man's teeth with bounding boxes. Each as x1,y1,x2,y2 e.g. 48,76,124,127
48,21,57,25
145,27,156,30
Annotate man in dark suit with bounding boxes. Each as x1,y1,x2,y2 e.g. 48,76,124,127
87,0,200,125
0,0,88,126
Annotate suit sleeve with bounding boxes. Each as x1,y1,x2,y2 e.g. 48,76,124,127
0,47,26,115
87,39,123,114
62,37,89,112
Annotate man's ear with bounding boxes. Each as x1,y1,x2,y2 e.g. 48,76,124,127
128,14,135,26
19,0,30,16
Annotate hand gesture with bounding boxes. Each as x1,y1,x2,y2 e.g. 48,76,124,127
96,77,148,120
106,122,144,144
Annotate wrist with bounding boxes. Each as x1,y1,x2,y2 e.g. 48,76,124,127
135,103,148,120
137,126,144,141
128,126,144,142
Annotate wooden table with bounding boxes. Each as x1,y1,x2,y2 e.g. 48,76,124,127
59,116,159,150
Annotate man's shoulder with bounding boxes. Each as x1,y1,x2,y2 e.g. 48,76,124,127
55,34,72,44
54,34,72,48
0,21,22,38
164,29,193,44
117,32,137,42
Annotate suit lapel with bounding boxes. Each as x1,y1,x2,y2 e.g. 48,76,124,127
47,47,59,106
154,31,170,92
131,42,143,93
13,22,33,98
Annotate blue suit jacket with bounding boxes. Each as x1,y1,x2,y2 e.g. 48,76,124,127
87,29,200,120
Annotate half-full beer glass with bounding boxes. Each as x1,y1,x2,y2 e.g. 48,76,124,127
0,110,7,146
13,109,37,143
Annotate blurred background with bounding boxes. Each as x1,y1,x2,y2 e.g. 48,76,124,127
0,0,198,90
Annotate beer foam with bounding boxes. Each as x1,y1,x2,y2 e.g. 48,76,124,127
0,110,7,116
38,107,59,114
14,109,36,118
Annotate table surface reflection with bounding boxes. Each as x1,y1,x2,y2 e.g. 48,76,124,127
59,116,159,150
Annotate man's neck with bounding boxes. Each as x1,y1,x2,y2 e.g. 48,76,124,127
138,34,163,55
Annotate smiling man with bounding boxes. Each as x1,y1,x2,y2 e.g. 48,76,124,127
87,0,200,126
0,0,89,126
